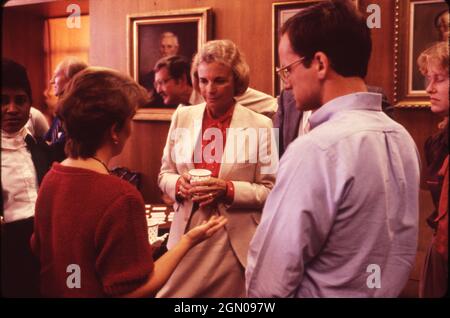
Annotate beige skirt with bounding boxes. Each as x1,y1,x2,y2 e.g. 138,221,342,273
156,207,246,298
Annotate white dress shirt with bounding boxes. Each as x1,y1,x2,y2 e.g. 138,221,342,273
298,110,312,136
1,127,38,223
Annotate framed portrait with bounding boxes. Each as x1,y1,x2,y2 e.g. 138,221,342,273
272,0,359,96
393,0,447,108
127,8,213,120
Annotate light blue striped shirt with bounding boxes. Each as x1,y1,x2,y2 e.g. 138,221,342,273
246,93,420,297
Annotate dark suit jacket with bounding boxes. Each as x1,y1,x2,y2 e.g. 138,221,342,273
274,86,393,157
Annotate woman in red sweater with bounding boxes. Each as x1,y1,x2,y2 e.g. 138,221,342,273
31,67,226,298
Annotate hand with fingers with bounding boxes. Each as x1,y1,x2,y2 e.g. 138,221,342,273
176,172,194,202
183,215,228,246
189,177,228,207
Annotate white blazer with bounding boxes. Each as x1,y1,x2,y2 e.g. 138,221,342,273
158,102,278,266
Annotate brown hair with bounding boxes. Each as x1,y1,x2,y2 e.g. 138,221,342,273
57,67,149,158
154,55,192,86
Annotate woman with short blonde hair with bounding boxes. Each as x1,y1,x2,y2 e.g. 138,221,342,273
417,41,449,298
191,39,250,97
158,40,278,297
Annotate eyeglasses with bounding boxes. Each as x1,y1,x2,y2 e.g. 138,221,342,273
154,77,173,88
276,57,305,83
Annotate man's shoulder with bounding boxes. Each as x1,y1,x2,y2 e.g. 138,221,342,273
291,111,407,152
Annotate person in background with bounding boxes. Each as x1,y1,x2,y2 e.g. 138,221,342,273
246,0,420,297
435,10,449,42
26,107,50,139
417,41,449,298
153,55,194,107
1,58,52,297
31,67,226,298
159,31,180,57
141,32,181,108
45,57,88,162
157,40,278,297
275,86,394,157
154,55,278,118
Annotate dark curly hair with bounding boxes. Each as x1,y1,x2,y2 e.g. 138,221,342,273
2,58,32,104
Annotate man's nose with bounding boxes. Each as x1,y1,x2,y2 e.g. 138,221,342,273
5,101,20,113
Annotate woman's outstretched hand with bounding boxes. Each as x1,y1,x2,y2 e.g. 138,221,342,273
183,215,227,246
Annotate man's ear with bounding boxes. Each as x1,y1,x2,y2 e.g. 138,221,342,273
110,124,120,145
314,52,330,79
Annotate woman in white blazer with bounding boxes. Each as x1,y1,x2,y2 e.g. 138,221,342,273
157,40,278,297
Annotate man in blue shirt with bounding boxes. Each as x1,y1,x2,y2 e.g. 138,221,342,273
246,0,420,297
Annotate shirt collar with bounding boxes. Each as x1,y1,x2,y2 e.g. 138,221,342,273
1,127,33,150
309,92,382,130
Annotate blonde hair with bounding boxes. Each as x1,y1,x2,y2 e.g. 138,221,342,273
55,57,88,80
191,39,250,96
417,41,449,129
417,41,449,75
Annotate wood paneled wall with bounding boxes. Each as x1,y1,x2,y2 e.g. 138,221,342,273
2,8,46,110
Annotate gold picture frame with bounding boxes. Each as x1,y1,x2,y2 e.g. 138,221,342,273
127,8,213,121
393,0,447,108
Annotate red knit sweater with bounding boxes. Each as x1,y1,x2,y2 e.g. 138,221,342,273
31,163,154,297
